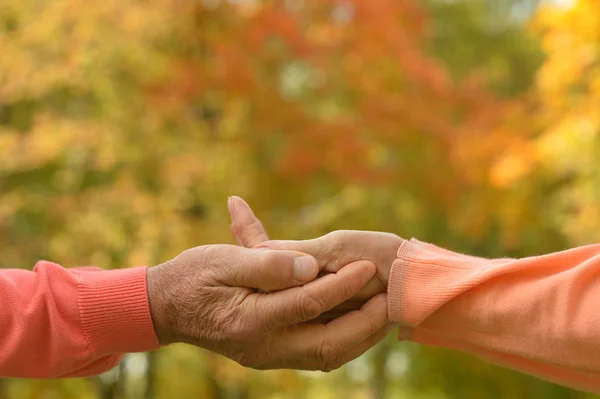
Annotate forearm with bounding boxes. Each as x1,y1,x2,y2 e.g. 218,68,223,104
0,262,158,378
388,239,600,393
413,327,600,393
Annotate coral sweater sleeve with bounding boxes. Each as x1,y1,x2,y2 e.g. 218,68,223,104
0,261,159,378
388,238,600,393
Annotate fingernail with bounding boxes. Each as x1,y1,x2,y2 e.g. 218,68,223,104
294,256,318,282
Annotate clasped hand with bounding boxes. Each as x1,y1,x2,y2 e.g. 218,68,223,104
146,196,403,371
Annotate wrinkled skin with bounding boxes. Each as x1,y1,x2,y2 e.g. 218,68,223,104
146,243,395,371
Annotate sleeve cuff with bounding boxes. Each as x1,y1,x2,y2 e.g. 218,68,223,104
387,238,495,328
77,267,160,354
387,239,418,325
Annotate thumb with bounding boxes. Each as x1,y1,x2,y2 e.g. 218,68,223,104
229,247,321,292
228,196,270,248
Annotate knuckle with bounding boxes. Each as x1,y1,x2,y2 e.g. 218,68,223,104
320,361,342,373
322,231,346,262
318,341,343,372
327,230,349,243
234,343,274,369
231,221,243,236
296,289,326,320
340,280,359,300
315,237,328,261
235,352,261,369
250,219,265,236
243,221,266,245
319,341,340,363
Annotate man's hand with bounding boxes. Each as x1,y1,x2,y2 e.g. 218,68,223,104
146,244,393,371
228,196,404,316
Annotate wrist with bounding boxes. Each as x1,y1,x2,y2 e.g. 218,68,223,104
146,264,177,345
379,234,405,286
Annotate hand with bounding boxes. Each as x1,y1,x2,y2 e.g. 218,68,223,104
228,196,404,317
146,244,394,371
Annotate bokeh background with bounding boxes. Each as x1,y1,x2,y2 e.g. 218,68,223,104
1,0,599,397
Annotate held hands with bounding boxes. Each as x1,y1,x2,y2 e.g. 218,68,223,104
144,196,403,372
146,244,393,371
228,196,404,315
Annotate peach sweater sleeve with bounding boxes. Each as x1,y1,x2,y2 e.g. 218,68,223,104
387,239,600,393
0,261,159,378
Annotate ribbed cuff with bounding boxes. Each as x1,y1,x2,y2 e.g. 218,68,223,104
388,238,494,332
388,239,418,325
78,267,160,354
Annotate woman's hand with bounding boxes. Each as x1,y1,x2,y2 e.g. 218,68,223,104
228,196,404,320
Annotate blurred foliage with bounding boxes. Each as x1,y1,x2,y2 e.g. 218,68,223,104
0,0,599,398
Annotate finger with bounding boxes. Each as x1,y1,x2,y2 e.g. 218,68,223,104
264,231,402,275
322,322,396,369
260,236,360,273
315,273,386,307
252,260,376,329
270,293,389,368
308,311,352,324
308,275,386,322
228,196,269,247
309,297,371,323
258,323,395,371
258,238,326,261
310,300,366,323
223,246,320,291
